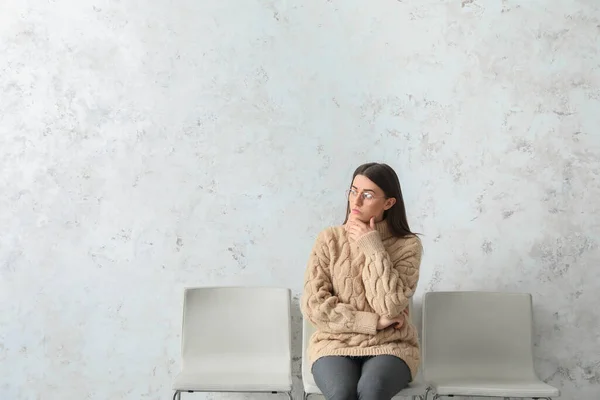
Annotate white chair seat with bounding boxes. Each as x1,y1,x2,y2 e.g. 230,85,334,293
393,379,428,397
174,370,292,392
304,372,427,398
431,377,560,397
303,378,320,395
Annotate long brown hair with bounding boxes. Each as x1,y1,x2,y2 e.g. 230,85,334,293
343,162,417,238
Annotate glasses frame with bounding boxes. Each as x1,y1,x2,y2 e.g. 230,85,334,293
346,189,387,202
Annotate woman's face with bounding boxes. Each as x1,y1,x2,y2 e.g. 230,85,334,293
347,174,396,223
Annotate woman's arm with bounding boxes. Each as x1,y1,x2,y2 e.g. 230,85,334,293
356,233,422,319
301,230,380,335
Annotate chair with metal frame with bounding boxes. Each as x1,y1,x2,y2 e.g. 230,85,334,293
421,291,559,400
172,286,293,400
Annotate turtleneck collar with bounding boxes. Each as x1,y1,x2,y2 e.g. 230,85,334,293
374,219,392,239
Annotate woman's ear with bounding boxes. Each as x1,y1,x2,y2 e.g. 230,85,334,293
384,197,397,210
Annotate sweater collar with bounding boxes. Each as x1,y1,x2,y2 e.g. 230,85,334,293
374,219,392,239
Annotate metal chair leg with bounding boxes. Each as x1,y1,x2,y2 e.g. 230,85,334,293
172,391,181,400
423,386,430,400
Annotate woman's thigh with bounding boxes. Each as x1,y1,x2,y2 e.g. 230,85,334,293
357,355,411,400
311,356,361,400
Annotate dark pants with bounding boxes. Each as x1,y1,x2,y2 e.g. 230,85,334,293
311,355,412,400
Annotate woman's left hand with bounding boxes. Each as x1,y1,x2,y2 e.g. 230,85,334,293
395,307,410,329
345,216,376,242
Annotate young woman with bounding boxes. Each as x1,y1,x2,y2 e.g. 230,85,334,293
301,162,423,400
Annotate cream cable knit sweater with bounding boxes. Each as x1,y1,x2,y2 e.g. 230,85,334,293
301,220,423,380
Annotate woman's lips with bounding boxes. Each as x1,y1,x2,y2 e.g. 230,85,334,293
351,209,361,214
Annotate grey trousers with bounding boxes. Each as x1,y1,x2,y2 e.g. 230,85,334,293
311,355,412,400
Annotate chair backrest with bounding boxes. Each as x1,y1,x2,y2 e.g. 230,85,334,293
180,287,291,373
421,291,538,381
302,298,415,388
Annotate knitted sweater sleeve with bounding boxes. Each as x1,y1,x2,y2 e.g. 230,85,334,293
301,230,380,335
356,232,422,319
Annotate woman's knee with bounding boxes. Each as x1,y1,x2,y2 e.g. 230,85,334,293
357,356,411,400
312,356,361,400
324,382,358,400
357,376,386,400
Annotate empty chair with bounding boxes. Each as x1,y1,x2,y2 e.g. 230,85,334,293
172,287,293,400
301,299,427,400
421,291,560,400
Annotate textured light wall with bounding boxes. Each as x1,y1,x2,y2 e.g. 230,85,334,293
1,0,599,399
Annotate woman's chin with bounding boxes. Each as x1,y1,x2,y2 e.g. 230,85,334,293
354,216,370,223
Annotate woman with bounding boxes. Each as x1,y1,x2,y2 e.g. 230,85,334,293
301,162,422,400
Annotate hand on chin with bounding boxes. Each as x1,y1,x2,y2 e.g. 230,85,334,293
345,215,376,242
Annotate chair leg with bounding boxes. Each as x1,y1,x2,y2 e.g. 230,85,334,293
424,386,431,400
285,391,292,400
172,391,181,400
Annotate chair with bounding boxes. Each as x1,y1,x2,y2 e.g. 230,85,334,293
172,287,293,400
421,291,560,400
301,299,427,400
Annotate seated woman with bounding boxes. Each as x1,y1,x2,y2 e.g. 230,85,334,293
301,162,423,400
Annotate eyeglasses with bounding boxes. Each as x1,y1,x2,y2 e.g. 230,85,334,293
346,189,387,202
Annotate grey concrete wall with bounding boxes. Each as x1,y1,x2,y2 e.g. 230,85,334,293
1,0,599,399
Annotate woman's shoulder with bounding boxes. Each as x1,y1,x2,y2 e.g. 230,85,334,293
313,225,346,244
308,226,345,260
389,234,423,256
399,234,422,246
